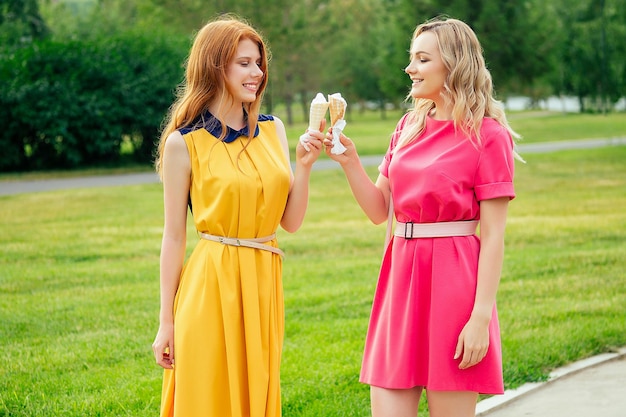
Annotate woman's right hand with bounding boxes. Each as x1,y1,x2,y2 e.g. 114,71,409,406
152,322,175,369
323,129,359,166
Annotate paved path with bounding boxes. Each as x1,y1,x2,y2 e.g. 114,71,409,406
476,348,626,417
1,137,625,197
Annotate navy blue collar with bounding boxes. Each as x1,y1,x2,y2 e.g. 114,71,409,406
179,110,272,143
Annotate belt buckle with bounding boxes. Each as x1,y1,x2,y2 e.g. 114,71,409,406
404,222,414,239
218,237,241,246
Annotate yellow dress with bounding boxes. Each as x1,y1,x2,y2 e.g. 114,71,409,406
160,115,291,417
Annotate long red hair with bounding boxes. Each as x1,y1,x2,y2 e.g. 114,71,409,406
155,15,270,177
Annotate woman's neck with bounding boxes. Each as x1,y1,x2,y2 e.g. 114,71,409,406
208,101,246,129
429,104,453,121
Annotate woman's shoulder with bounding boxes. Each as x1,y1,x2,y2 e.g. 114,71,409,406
257,114,280,134
165,129,186,147
479,118,514,154
261,114,284,133
481,117,509,134
163,130,191,164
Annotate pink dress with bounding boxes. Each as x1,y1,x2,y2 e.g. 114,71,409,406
359,114,516,394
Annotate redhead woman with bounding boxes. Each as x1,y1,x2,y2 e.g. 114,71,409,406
151,15,323,417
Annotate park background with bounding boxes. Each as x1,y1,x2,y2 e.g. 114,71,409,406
1,0,625,171
1,0,625,416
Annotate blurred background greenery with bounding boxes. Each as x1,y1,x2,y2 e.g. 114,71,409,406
1,0,624,172
0,0,626,172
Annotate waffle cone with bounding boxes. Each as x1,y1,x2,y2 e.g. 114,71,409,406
328,93,346,126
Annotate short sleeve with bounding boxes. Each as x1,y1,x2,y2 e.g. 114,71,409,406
474,122,516,201
379,113,411,177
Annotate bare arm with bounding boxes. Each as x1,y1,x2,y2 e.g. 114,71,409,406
276,117,323,233
324,132,389,225
455,197,510,369
152,131,191,369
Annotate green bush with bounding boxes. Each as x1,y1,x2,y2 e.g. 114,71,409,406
113,32,189,163
0,30,187,171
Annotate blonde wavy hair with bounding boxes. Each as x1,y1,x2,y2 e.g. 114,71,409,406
154,14,270,177
397,17,520,151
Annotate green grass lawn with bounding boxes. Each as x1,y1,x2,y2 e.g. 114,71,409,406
1,127,625,415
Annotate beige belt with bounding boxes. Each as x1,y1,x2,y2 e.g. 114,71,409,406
394,220,478,239
198,232,285,258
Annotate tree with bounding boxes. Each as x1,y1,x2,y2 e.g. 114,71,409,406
555,0,625,112
0,0,49,45
319,0,387,115
375,0,443,113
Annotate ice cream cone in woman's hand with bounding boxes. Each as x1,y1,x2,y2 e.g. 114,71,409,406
300,93,328,151
328,93,347,154
308,93,329,132
328,93,346,126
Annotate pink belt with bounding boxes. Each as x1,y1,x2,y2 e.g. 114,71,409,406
394,220,478,239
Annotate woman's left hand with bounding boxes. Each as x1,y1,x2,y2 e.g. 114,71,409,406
454,315,490,369
296,122,325,167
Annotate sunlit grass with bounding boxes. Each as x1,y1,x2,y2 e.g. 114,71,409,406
0,141,625,416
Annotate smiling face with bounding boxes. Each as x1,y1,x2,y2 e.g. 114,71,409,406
404,31,448,107
225,38,265,105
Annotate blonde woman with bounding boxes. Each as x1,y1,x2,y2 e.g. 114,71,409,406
151,15,323,417
324,17,518,417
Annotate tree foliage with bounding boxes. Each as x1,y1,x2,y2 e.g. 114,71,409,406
1,0,624,171
0,28,187,171
554,0,626,112
0,0,49,44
